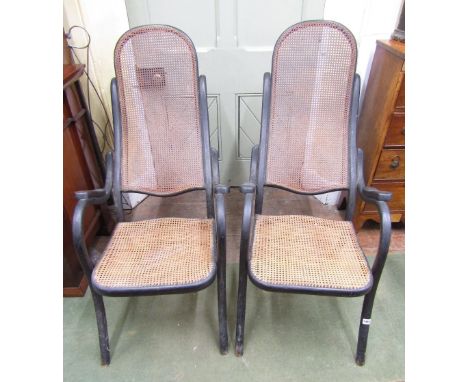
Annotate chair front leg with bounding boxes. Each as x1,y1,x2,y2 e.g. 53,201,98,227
91,289,111,365
355,148,392,365
235,252,248,356
211,148,229,354
214,184,229,354
235,183,256,356
355,200,391,365
73,200,111,365
72,154,113,364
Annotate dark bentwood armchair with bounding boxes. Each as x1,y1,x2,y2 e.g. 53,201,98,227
234,20,392,365
72,25,228,365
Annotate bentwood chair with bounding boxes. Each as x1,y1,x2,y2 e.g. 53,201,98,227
235,20,392,365
72,25,228,365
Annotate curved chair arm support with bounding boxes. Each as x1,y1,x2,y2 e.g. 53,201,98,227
75,152,114,204
249,145,259,184
357,148,391,202
211,148,230,261
214,185,229,261
239,144,259,265
72,198,97,280
357,148,392,279
72,152,114,280
239,183,256,265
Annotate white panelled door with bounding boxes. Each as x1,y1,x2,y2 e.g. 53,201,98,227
125,0,326,185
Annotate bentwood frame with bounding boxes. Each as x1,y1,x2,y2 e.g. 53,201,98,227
235,21,392,366
72,25,228,365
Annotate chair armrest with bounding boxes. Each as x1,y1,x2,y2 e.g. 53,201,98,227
359,186,392,202
357,148,392,203
240,183,256,194
75,152,113,205
215,184,230,194
75,188,107,201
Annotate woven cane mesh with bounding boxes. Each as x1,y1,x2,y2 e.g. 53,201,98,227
115,25,205,195
266,21,357,193
93,218,214,289
250,215,370,290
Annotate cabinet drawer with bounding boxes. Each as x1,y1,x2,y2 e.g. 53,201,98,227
374,149,405,180
363,182,405,212
395,73,405,109
384,112,405,147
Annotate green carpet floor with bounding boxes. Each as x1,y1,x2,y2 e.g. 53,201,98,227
64,255,404,382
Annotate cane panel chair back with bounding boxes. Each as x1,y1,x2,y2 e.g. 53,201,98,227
264,21,357,194
114,25,205,195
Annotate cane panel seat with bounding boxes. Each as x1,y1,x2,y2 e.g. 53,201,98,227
250,215,372,292
92,218,215,292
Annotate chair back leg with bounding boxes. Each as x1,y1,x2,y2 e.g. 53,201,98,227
91,290,110,365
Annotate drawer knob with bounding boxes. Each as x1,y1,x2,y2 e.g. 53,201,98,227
390,156,400,169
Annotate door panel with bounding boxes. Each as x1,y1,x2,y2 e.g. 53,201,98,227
125,0,325,185
208,95,222,158
238,95,262,159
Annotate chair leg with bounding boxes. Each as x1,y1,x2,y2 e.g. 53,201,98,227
235,258,248,356
355,292,376,366
91,289,110,365
217,260,228,354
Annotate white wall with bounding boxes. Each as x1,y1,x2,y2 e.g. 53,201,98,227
63,0,147,207
63,0,129,153
324,0,403,98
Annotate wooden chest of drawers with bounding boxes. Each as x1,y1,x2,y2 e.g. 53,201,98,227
63,64,113,296
354,40,405,230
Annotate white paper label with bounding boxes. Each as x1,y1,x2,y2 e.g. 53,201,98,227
362,318,372,325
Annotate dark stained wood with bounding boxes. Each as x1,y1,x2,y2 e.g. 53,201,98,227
63,64,108,297
358,50,403,186
63,208,82,287
354,40,405,230
64,83,103,189
63,64,84,89
63,276,88,297
63,31,73,65
395,74,405,109
384,112,405,146
376,39,405,59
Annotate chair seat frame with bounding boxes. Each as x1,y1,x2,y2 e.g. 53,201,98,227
72,27,228,364
235,68,392,366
